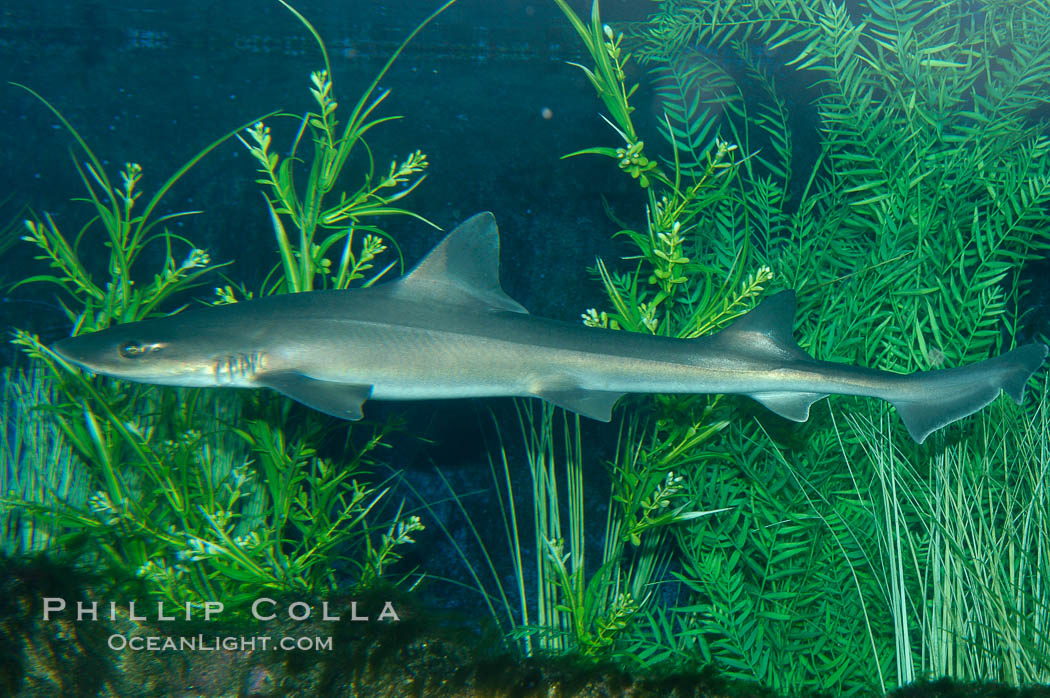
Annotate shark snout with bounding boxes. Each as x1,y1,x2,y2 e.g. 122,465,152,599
50,332,123,373
51,336,83,365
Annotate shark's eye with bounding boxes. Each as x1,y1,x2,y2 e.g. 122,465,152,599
119,341,146,358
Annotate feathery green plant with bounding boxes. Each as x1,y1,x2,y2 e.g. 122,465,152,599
600,0,1050,691
630,0,1050,373
530,0,775,668
554,0,772,345
555,0,1050,691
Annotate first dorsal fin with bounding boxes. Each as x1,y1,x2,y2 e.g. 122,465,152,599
389,212,528,313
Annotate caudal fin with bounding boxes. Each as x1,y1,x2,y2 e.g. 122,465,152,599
892,343,1048,444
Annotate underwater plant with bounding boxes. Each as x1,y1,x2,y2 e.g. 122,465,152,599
236,0,451,294
840,384,1050,685
0,366,89,555
630,0,1050,373
6,1,450,613
550,0,1050,692
415,402,726,659
11,84,231,334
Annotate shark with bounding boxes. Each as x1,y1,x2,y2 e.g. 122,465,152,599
52,212,1047,443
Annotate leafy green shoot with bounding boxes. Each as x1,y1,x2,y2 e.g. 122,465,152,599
237,0,459,293
9,83,270,332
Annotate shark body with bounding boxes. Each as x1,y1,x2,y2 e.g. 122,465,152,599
53,212,1047,443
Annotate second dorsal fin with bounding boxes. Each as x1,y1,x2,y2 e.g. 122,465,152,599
711,291,827,422
712,291,810,362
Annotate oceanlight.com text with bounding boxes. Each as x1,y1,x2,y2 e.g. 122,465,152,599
107,633,333,652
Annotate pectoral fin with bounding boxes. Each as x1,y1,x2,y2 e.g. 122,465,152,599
748,391,827,422
533,388,625,422
258,372,373,420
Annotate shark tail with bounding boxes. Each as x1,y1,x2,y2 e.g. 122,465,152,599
717,292,1047,443
891,343,1048,444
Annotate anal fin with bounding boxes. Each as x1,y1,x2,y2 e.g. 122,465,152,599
258,372,373,420
533,388,625,422
748,391,828,422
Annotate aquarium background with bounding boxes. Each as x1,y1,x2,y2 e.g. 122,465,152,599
1,0,1050,695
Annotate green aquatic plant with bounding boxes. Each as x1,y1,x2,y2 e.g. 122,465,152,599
500,404,648,657
409,402,725,660
625,0,1050,689
237,0,454,294
0,366,89,555
841,385,1050,685
630,0,1050,373
502,403,728,658
0,361,411,609
554,0,772,345
7,1,448,612
10,85,236,333
654,422,894,693
555,0,1050,691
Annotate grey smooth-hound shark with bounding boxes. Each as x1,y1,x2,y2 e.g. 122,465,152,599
53,212,1047,443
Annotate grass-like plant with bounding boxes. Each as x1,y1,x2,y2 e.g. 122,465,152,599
5,1,449,612
406,401,726,660
0,366,89,555
843,387,1050,684
499,403,731,657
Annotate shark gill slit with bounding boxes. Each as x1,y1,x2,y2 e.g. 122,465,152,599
213,353,258,383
